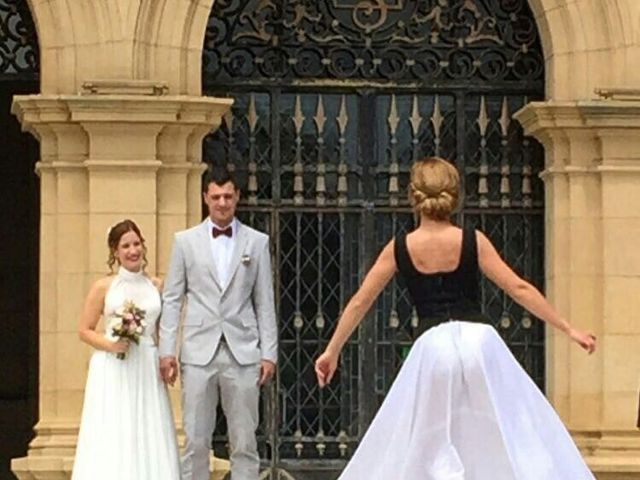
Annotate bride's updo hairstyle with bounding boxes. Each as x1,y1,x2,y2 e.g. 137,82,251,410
409,157,461,221
107,219,148,272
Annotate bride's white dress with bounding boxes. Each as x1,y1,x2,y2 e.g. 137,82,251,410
339,321,595,480
72,267,180,480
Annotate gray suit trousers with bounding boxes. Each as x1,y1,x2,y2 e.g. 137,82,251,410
181,342,260,480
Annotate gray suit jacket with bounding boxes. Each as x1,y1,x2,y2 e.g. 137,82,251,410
159,220,278,366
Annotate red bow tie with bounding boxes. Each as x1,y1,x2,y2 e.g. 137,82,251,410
212,226,233,238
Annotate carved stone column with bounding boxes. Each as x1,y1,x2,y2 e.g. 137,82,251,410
515,88,640,479
10,81,232,480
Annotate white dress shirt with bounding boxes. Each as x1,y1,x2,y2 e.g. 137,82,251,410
207,217,237,287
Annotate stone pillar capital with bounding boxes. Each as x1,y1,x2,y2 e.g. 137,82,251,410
517,96,640,151
516,96,640,183
12,93,232,175
12,93,232,154
515,94,640,133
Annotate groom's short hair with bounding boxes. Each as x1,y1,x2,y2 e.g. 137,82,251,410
203,165,239,192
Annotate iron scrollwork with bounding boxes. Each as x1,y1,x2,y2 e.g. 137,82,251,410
0,0,39,76
203,0,543,85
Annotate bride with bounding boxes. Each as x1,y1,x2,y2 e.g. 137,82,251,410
72,219,180,480
316,157,597,480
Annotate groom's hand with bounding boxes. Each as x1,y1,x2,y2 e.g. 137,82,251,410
259,360,276,386
160,356,178,386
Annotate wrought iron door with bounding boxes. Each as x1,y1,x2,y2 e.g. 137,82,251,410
203,2,545,478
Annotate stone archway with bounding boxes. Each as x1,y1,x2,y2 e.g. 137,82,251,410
19,0,217,95
526,0,636,99
20,1,636,98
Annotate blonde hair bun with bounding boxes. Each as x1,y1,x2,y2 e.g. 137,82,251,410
409,157,460,220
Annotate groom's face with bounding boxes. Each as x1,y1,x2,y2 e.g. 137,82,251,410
203,181,240,227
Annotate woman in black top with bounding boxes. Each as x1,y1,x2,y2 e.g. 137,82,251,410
316,157,597,480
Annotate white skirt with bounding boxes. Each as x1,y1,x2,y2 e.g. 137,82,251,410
71,339,181,480
339,321,595,480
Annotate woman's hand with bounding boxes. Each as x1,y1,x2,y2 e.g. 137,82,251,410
568,327,596,354
315,350,339,388
107,338,130,355
314,241,397,389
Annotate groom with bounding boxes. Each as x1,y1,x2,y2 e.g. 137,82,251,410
159,166,278,480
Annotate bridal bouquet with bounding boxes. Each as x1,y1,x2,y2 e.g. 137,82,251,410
111,300,147,360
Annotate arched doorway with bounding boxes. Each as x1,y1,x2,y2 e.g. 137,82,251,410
0,1,39,478
202,1,545,476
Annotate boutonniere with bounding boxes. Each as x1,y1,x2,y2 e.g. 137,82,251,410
241,254,251,265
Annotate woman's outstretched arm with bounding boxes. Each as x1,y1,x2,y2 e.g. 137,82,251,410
315,240,397,387
477,231,596,354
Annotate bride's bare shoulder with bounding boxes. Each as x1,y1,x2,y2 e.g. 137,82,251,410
86,275,116,299
96,274,115,286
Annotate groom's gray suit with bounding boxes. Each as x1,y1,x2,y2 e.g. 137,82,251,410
159,218,277,480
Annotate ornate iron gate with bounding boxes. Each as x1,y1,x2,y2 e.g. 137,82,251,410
202,1,545,477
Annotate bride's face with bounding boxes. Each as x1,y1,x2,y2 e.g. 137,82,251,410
115,230,144,271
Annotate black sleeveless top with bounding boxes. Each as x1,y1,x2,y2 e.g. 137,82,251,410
394,226,487,335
